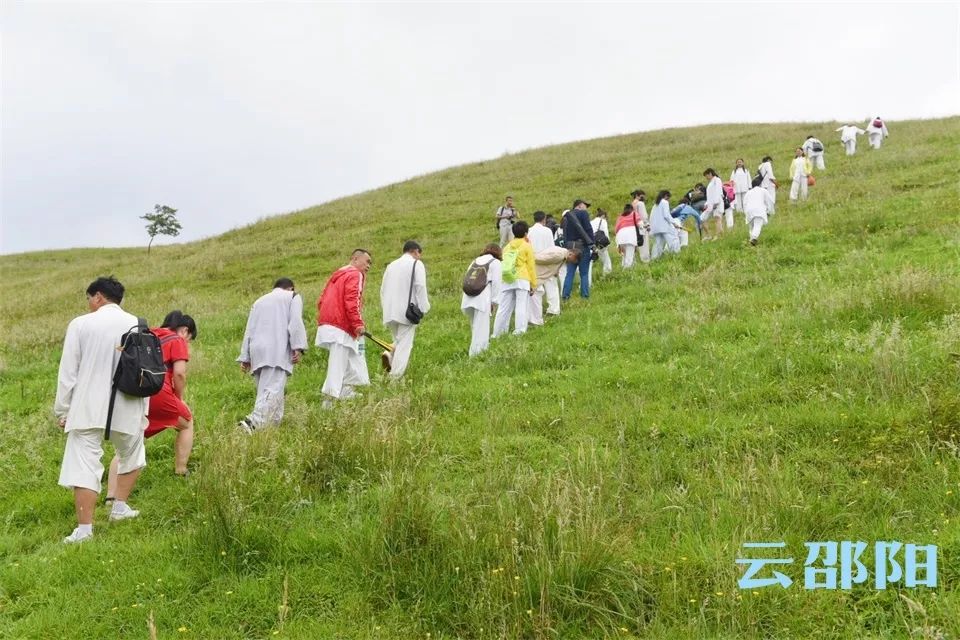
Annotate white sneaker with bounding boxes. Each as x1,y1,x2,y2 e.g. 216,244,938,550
109,505,140,522
237,418,255,434
63,527,93,544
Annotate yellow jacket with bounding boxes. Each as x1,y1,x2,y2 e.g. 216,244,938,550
789,157,813,179
505,238,538,288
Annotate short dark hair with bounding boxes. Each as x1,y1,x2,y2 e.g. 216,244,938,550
762,155,772,163
274,277,295,290
482,243,502,260
512,220,529,238
703,168,716,177
352,248,371,258
86,276,124,304
403,240,422,253
631,189,645,198
161,310,198,340
533,210,546,222
622,203,633,214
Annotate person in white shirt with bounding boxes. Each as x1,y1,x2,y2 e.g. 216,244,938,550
461,244,503,356
650,190,683,259
743,185,776,246
527,211,558,324
495,195,518,246
380,241,430,378
702,169,725,241
836,124,865,155
789,147,812,203
730,158,752,218
758,156,777,214
237,278,308,432
802,136,826,170
631,190,651,262
866,117,889,149
54,276,148,543
590,208,613,284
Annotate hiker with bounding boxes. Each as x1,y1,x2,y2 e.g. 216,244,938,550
802,136,826,170
631,190,651,262
670,196,701,247
789,147,812,203
836,124,865,155
650,190,682,259
685,183,708,213
381,241,430,378
495,195,518,246
743,184,775,246
730,158,752,216
528,211,558,323
493,220,538,336
237,277,308,433
758,156,777,214
702,169,725,240
561,199,595,300
866,117,889,149
615,203,641,268
106,310,197,499
54,276,147,543
461,244,503,356
315,250,372,405
721,180,736,229
590,208,613,279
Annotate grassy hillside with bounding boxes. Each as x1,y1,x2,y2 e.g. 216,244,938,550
1,117,959,639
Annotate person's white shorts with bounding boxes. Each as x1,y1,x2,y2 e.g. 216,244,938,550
59,428,146,493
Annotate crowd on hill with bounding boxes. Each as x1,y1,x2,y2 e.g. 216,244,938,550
50,117,889,543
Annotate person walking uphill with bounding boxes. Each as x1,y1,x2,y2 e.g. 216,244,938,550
316,249,372,405
237,278,308,433
54,276,148,543
381,241,431,378
789,147,812,203
494,221,538,336
561,199,595,300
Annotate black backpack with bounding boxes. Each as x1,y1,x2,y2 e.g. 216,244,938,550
751,170,764,188
462,259,490,296
106,318,165,439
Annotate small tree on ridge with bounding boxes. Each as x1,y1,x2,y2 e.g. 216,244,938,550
141,204,181,253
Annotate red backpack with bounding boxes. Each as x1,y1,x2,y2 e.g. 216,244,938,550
872,118,883,128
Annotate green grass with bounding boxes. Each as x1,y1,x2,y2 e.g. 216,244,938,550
1,118,959,639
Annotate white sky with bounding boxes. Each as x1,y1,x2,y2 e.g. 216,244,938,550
2,1,958,254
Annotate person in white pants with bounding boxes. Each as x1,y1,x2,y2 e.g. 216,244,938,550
631,190,651,262
589,209,612,287
758,156,777,215
702,169,725,240
615,203,641,267
802,136,826,170
381,241,431,378
527,212,556,324
650,190,682,259
730,158,752,221
461,244,502,356
238,278,309,431
836,125,865,155
494,221,538,336
789,147,812,203
314,251,372,406
866,117,889,149
743,185,775,246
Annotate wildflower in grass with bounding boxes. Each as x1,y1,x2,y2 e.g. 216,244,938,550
178,627,188,633
226,591,233,595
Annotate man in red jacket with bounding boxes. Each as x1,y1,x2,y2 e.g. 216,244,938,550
316,249,372,407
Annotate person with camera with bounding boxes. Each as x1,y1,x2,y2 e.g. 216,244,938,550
494,195,518,246
590,208,613,281
561,199,596,300
380,240,430,378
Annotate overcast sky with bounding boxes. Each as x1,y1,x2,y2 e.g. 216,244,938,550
2,2,958,254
